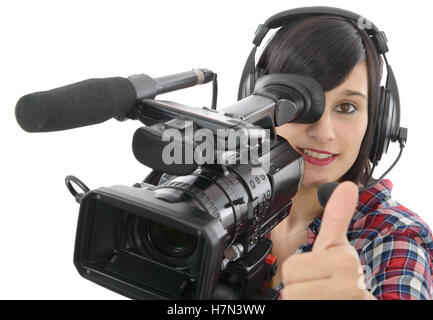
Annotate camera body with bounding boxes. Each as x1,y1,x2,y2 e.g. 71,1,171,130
74,134,303,299
16,68,325,299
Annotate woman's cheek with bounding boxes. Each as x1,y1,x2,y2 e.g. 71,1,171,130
275,123,305,146
338,119,367,166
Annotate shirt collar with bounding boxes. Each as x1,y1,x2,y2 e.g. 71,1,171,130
300,179,393,251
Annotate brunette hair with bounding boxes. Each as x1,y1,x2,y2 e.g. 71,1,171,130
256,15,383,186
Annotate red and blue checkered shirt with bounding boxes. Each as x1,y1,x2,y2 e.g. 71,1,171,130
277,179,433,300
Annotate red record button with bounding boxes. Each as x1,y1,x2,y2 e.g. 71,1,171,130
265,254,276,265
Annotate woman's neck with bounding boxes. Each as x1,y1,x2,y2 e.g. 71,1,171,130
281,184,324,232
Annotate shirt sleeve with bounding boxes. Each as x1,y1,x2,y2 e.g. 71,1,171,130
360,233,433,300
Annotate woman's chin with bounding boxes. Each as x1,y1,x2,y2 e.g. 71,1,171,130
301,176,335,188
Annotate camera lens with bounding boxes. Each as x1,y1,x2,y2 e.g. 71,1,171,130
116,214,198,267
148,222,197,259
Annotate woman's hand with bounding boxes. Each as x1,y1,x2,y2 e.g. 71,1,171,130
280,181,376,300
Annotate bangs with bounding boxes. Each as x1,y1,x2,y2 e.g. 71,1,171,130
259,16,366,91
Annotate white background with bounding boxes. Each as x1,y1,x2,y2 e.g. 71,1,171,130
1,0,432,299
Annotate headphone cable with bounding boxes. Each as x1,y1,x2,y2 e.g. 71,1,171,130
358,138,406,194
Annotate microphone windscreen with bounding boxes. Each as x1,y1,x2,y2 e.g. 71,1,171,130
15,77,136,132
317,182,339,208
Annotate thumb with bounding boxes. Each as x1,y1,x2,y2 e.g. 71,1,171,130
313,181,359,252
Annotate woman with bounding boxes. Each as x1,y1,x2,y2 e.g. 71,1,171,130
255,15,433,300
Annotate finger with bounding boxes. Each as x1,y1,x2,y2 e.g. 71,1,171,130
281,278,331,300
281,246,361,285
281,276,366,300
313,181,359,252
280,277,351,300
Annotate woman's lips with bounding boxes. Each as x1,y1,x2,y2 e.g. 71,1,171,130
297,148,338,167
301,148,335,155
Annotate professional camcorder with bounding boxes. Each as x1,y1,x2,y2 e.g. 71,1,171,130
15,68,326,299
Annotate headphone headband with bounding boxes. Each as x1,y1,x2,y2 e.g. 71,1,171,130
252,6,388,55
265,7,378,30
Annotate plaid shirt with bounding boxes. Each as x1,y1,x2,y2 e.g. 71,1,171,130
277,179,433,300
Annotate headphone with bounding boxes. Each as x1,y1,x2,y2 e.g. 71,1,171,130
237,6,407,167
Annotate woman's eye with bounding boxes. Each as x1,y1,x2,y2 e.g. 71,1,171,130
335,103,357,114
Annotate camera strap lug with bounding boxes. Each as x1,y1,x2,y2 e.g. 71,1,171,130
65,175,90,204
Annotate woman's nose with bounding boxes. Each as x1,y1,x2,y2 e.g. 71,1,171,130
306,108,336,142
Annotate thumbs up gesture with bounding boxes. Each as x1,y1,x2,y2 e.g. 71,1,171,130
280,181,376,300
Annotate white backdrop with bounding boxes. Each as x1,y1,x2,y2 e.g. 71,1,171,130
1,0,432,299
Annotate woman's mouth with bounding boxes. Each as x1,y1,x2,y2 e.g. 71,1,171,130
297,148,338,166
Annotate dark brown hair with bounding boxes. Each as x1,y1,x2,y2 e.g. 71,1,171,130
256,15,383,186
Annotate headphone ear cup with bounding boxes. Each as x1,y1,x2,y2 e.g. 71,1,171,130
255,67,264,82
369,86,386,163
238,67,266,100
238,72,255,100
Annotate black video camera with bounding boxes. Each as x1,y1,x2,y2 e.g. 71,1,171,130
15,69,325,299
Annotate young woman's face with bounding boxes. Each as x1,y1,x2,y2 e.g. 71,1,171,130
276,60,369,187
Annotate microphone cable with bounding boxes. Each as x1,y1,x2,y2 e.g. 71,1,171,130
211,73,218,110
